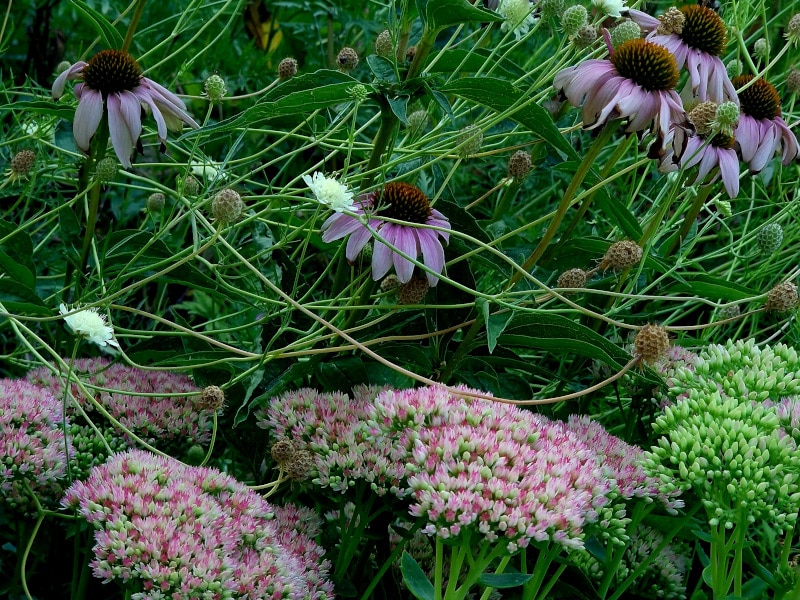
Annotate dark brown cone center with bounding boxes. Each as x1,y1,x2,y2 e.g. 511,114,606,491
376,182,432,224
611,39,679,92
82,50,142,96
732,75,782,120
679,5,727,56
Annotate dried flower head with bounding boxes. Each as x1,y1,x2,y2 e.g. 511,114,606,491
688,101,718,135
600,240,643,271
398,276,430,305
337,47,359,71
212,188,244,223
788,14,800,46
507,150,533,180
788,68,800,94
634,324,670,363
375,30,393,57
277,57,298,80
405,45,417,63
285,449,315,480
10,149,36,178
381,274,401,292
271,438,300,463
572,24,598,48
557,267,588,291
197,385,226,411
765,281,799,312
656,7,685,35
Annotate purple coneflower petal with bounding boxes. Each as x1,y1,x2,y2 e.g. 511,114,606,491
73,89,104,151
321,213,364,243
52,61,87,99
118,91,143,143
717,150,739,198
391,227,418,283
418,230,446,286
776,118,799,165
344,224,373,261
107,93,135,168
625,8,660,31
134,88,168,141
141,78,188,111
749,126,778,173
371,231,395,281
695,146,718,181
735,115,758,162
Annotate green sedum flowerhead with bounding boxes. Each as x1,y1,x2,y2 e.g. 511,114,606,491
645,340,800,530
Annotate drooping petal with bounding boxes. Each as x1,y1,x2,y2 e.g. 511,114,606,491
52,61,87,99
73,89,104,152
695,145,720,182
775,118,799,165
344,224,373,261
107,93,134,168
749,124,778,173
624,8,660,32
134,88,168,141
735,115,759,162
118,91,143,146
321,213,365,243
391,226,418,283
418,229,446,286
716,149,740,198
141,77,188,111
371,229,395,281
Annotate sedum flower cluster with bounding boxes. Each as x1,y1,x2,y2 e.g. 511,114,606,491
0,380,75,513
27,359,211,479
64,450,334,600
260,385,681,554
646,340,800,529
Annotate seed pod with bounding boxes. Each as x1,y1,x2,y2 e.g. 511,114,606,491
634,324,670,364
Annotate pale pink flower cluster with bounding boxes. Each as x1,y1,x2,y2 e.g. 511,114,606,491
372,386,614,552
0,380,75,513
63,450,334,600
566,415,683,511
255,388,406,495
27,359,211,447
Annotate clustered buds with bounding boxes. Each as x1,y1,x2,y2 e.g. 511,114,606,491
270,438,314,480
277,57,298,80
656,7,685,35
561,5,588,37
196,385,225,411
765,281,799,312
375,30,393,57
557,268,587,291
398,277,429,305
757,223,783,254
507,150,533,180
337,47,359,71
634,324,670,364
788,13,800,46
599,240,643,271
754,38,769,60
610,20,642,49
95,157,117,184
211,188,244,223
203,73,227,102
147,192,166,213
10,149,36,177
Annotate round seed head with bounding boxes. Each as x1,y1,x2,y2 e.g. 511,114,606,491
285,449,314,480
715,101,739,131
557,268,587,291
507,150,533,180
765,281,798,312
277,57,298,80
375,30,393,57
337,47,359,71
399,277,430,305
716,304,741,321
539,0,566,20
610,20,642,49
271,439,299,463
656,7,685,35
726,58,743,79
754,38,769,60
571,24,598,48
204,74,227,102
196,385,226,411
147,192,165,213
561,5,588,37
688,101,718,135
381,274,401,292
787,68,800,94
212,188,244,223
457,124,483,158
95,157,118,184
757,223,783,254
788,14,800,45
600,240,643,271
10,149,36,176
407,109,429,134
634,324,670,364
178,174,201,196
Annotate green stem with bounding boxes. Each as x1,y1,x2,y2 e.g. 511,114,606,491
522,543,561,600
121,0,147,52
492,179,522,221
664,185,713,256
360,520,425,600
509,122,620,287
364,103,399,188
20,513,45,600
200,411,218,466
405,28,437,81
438,318,483,383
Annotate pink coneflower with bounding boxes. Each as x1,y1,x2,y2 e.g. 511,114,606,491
629,5,737,104
662,109,741,198
732,75,799,173
553,38,688,153
52,49,199,168
320,181,451,286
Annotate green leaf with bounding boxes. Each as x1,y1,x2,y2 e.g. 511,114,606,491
11,101,78,121
424,83,455,124
388,95,410,124
427,49,527,79
183,71,360,139
478,573,534,588
0,281,49,316
441,78,576,159
0,221,36,289
487,311,514,354
421,0,503,31
366,55,397,82
401,552,435,600
70,0,124,49
671,274,758,301
315,356,369,390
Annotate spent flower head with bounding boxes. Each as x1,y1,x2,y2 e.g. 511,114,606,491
302,171,356,213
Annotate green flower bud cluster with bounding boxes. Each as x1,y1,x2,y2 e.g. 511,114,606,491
646,340,800,530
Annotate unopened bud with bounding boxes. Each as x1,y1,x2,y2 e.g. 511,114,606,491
212,188,244,223
204,74,227,102
375,30,393,57
561,5,588,37
95,157,117,184
147,192,165,212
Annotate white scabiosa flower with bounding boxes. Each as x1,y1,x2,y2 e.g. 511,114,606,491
59,304,120,349
592,0,627,18
302,172,356,213
497,0,537,40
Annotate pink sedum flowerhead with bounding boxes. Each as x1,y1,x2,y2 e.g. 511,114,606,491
0,379,75,513
732,75,799,173
63,450,334,600
52,49,199,168
629,5,737,104
554,38,687,154
320,182,451,286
